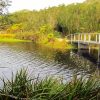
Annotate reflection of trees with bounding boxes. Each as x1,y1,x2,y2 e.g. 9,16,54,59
54,51,96,73
54,51,71,64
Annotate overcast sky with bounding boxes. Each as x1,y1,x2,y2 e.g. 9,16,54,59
9,0,85,12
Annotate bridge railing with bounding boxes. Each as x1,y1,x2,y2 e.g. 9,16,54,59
67,33,100,44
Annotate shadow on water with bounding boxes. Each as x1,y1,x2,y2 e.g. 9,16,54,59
74,43,100,68
0,42,99,81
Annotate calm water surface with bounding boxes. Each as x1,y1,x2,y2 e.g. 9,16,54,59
0,42,99,80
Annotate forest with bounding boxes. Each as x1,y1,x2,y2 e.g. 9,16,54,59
0,0,100,99
0,0,100,37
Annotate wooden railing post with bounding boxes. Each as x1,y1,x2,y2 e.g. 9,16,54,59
99,34,100,43
74,34,75,41
96,34,98,42
88,34,91,42
81,34,82,41
78,34,80,49
71,34,72,44
80,34,81,41
84,34,86,42
78,34,80,41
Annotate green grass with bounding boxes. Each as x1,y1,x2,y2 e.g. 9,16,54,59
0,38,32,43
0,69,99,100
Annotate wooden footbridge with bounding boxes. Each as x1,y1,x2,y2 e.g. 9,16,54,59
66,33,100,68
67,33,100,67
67,33,100,45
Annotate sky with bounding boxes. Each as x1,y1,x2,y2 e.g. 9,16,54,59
9,0,85,13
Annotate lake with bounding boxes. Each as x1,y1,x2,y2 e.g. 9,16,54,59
0,42,99,81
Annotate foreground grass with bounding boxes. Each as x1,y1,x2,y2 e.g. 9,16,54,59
0,69,100,100
0,38,32,43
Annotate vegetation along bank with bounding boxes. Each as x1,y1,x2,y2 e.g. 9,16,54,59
0,0,100,50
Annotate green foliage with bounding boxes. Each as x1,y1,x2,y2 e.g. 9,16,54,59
1,0,100,36
47,33,54,39
0,69,100,100
7,23,23,33
39,24,53,34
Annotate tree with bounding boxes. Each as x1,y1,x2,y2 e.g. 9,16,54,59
0,0,11,15
0,0,100,34
0,0,11,30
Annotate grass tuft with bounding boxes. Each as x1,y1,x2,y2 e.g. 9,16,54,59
0,69,99,100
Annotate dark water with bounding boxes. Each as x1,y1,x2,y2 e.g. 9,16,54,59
0,42,99,81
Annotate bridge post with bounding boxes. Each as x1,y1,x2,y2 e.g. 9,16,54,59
74,34,75,41
78,34,80,49
88,34,91,42
80,34,82,41
99,34,100,43
78,34,80,41
77,34,80,54
84,34,86,42
96,34,98,42
88,34,91,54
71,34,72,44
97,45,100,68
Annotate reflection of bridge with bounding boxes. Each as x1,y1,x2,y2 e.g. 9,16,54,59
67,33,100,68
67,33,100,44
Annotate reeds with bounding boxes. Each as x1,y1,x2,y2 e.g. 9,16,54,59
0,69,100,100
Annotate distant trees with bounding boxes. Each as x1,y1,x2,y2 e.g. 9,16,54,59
1,0,100,35
0,0,11,30
7,23,23,33
86,0,100,3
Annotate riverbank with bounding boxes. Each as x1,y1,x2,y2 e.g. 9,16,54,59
0,33,32,43
0,69,99,100
0,33,72,51
0,38,31,43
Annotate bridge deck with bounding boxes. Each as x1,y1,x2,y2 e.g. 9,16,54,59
70,40,100,44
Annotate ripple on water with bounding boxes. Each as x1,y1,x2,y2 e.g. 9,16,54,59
0,43,98,81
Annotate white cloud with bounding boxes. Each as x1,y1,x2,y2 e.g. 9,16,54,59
9,0,85,12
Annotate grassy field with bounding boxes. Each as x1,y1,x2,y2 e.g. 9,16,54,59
0,38,32,43
0,33,31,43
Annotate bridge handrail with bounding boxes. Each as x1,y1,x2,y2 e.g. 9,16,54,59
66,33,100,44
66,33,100,37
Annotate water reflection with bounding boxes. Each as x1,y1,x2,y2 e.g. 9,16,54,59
0,42,99,80
73,43,100,75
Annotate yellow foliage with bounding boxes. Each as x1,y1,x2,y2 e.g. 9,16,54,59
46,38,71,51
0,34,15,38
7,23,23,33
38,35,72,51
